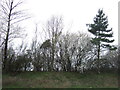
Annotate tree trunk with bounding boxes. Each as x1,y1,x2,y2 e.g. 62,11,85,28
3,1,13,71
97,44,100,73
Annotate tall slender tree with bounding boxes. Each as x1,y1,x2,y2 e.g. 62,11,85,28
87,9,117,73
0,0,29,71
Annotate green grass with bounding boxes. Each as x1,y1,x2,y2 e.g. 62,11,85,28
2,71,118,88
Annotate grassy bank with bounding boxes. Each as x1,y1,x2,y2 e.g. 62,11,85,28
2,71,118,88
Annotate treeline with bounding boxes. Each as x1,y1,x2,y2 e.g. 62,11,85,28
1,16,119,73
1,30,119,73
0,0,119,73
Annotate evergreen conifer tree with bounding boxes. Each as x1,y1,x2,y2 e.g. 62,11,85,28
87,9,117,73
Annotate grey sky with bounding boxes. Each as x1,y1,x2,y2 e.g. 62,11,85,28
14,0,118,46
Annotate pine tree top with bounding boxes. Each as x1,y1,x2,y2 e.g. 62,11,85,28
87,9,117,50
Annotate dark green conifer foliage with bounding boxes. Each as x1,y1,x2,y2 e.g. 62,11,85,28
87,9,117,73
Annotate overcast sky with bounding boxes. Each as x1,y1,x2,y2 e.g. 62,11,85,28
16,0,119,45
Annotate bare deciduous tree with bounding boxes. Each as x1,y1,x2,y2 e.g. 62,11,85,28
45,16,64,71
0,0,29,71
